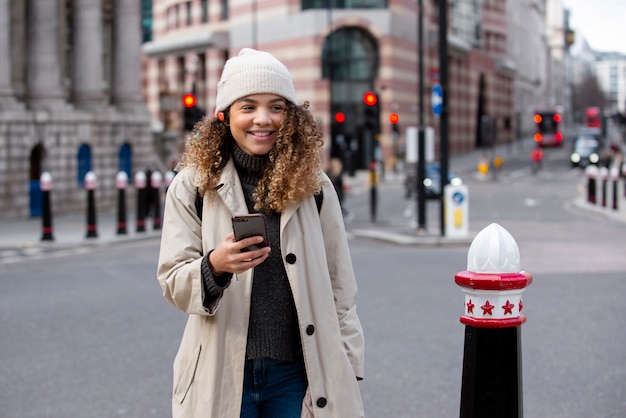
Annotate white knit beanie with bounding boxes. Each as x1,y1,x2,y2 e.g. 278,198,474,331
215,48,297,112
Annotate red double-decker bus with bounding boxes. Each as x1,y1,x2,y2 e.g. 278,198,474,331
585,106,601,128
533,110,563,147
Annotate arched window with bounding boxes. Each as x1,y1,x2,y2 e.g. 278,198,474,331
322,27,379,170
118,143,132,179
77,143,92,187
322,27,378,82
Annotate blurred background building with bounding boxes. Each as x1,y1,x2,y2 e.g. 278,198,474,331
0,0,154,218
2,0,624,218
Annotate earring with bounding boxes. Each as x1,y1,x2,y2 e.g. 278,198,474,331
217,112,225,121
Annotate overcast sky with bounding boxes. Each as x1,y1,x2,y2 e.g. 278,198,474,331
563,0,626,54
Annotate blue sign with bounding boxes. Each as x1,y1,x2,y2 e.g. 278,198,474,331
431,83,443,116
452,190,465,205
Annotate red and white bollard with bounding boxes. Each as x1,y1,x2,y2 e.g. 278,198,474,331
116,171,129,235
40,172,54,241
134,171,147,233
84,171,98,238
585,165,598,204
455,223,532,418
150,171,163,230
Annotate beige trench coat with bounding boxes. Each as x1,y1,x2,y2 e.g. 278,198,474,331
157,161,365,418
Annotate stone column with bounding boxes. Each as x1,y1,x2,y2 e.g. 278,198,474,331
112,0,144,111
0,0,19,108
26,0,67,109
73,0,106,109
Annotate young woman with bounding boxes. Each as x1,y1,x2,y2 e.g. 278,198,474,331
157,48,364,418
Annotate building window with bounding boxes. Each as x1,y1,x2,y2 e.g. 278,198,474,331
202,0,209,22
142,0,153,42
186,1,192,26
221,0,228,20
302,0,386,10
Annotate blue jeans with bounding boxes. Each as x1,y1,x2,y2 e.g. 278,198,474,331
240,358,308,418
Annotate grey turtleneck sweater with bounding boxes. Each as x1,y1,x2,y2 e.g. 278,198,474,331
201,144,303,364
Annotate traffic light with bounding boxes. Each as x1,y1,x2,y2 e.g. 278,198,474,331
390,113,400,136
182,93,204,131
335,112,346,124
363,91,380,134
182,93,196,108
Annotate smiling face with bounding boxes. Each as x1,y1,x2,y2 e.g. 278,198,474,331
228,94,287,156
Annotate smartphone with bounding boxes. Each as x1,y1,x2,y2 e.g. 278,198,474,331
232,214,270,252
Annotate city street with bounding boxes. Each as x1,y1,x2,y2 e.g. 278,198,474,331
1,141,626,417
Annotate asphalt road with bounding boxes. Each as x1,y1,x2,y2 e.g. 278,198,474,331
1,142,625,417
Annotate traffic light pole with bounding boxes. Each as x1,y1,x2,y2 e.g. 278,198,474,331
417,0,426,234
438,0,450,237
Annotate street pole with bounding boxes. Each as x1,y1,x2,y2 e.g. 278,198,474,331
438,0,449,237
417,0,426,233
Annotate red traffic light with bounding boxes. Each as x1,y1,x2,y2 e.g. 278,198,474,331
363,91,377,106
334,112,346,124
182,93,197,108
389,113,399,124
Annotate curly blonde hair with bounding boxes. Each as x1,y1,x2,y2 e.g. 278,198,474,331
180,101,324,213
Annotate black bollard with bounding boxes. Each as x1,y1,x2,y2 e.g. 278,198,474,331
135,171,147,233
84,171,98,238
455,224,532,418
611,169,619,210
40,172,54,241
116,171,129,235
369,162,377,223
151,171,163,230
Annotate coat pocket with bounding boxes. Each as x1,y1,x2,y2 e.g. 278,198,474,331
174,343,202,404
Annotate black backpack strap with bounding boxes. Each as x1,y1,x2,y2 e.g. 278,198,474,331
195,188,203,220
314,190,323,214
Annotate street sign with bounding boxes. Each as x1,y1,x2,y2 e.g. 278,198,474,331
432,83,443,117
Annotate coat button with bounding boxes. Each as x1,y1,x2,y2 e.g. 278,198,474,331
306,325,315,335
285,253,297,264
316,397,327,408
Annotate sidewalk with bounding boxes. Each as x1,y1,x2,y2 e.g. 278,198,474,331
0,210,162,257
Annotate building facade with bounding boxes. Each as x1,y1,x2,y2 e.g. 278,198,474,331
0,0,153,218
595,52,626,116
142,0,515,174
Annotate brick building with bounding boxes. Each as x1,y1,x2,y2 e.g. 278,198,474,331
142,0,515,174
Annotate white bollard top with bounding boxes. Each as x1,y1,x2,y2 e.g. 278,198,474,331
598,166,609,180
134,171,147,189
467,223,520,273
610,167,619,181
116,171,129,189
40,172,53,192
585,164,598,178
150,171,163,188
84,171,97,190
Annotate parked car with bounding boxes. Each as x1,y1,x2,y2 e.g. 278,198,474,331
570,136,600,168
404,162,462,199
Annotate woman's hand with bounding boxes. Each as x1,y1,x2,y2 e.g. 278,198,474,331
208,233,271,275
